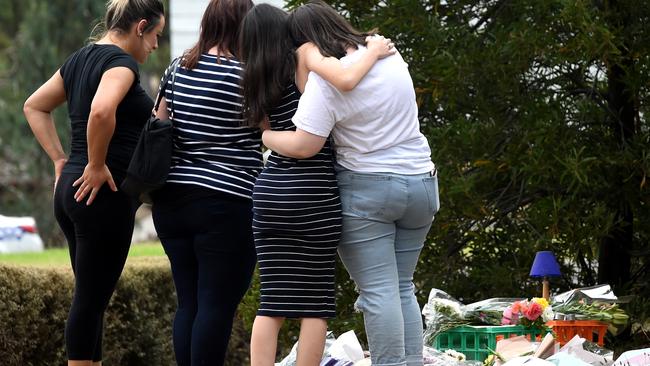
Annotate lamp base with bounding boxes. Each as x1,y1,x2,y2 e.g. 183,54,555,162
542,278,550,301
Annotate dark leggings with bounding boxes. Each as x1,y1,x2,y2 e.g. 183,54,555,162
152,190,256,366
54,173,139,361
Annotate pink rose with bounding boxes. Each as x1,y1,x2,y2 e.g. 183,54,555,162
524,302,543,321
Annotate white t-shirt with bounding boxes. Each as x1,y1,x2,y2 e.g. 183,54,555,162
292,46,434,174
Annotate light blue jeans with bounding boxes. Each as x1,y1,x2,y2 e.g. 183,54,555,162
335,167,439,366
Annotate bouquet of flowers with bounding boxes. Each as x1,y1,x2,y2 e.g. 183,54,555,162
553,299,629,335
463,298,517,326
422,290,469,344
551,284,630,335
500,297,554,334
423,289,527,345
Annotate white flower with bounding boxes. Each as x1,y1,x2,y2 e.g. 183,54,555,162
542,306,554,322
444,349,466,361
434,299,463,315
422,298,464,319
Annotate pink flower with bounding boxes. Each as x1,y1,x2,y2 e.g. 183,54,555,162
501,308,512,325
501,307,519,325
523,302,543,321
511,301,522,314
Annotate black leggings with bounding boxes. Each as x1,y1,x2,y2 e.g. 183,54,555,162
54,173,139,361
152,189,256,366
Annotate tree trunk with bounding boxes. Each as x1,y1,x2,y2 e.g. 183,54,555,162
598,1,637,291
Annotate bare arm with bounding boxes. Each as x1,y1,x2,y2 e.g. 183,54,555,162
23,71,68,189
73,67,135,205
262,129,327,160
295,36,395,92
155,97,169,120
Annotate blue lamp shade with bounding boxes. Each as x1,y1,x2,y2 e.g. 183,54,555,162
529,251,561,278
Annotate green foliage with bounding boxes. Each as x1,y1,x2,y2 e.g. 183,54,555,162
0,265,70,364
286,0,650,351
103,259,177,364
0,259,250,365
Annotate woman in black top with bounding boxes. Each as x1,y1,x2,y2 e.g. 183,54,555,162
23,0,165,364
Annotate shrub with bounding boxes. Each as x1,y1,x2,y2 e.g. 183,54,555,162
0,264,70,364
0,258,251,365
0,255,369,364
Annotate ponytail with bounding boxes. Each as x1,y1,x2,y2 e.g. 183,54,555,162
105,0,164,34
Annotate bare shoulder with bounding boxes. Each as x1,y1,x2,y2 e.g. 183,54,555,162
296,42,318,53
297,42,322,60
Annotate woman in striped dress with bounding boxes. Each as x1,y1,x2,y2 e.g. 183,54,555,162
150,0,260,365
252,84,341,320
240,4,394,365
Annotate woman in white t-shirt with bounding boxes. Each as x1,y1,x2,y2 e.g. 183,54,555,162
261,2,440,366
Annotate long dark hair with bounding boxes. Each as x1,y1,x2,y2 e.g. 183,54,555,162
239,4,296,127
183,0,253,69
287,0,372,58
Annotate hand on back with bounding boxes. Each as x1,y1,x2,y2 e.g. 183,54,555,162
73,163,117,205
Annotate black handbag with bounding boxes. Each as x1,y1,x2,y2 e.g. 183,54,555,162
121,57,181,204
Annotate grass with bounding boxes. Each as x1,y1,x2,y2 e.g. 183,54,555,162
0,242,165,267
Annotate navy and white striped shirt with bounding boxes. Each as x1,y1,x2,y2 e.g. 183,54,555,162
161,54,263,199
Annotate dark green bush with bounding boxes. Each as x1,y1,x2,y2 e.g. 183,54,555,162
0,264,70,364
0,258,251,365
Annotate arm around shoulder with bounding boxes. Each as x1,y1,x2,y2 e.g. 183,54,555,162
262,129,327,159
297,37,394,92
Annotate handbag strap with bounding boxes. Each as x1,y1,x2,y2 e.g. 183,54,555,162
152,56,182,116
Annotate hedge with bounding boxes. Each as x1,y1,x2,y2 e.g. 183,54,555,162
0,254,370,365
3,252,646,363
0,258,250,365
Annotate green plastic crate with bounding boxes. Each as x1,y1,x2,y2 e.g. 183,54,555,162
433,325,545,361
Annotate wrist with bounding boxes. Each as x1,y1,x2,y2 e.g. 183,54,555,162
368,47,381,58
87,161,104,169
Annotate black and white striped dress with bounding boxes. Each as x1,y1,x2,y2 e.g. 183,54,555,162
252,84,342,319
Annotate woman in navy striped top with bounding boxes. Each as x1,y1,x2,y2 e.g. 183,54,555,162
150,0,260,365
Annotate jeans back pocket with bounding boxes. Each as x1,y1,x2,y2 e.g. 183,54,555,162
338,172,393,219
